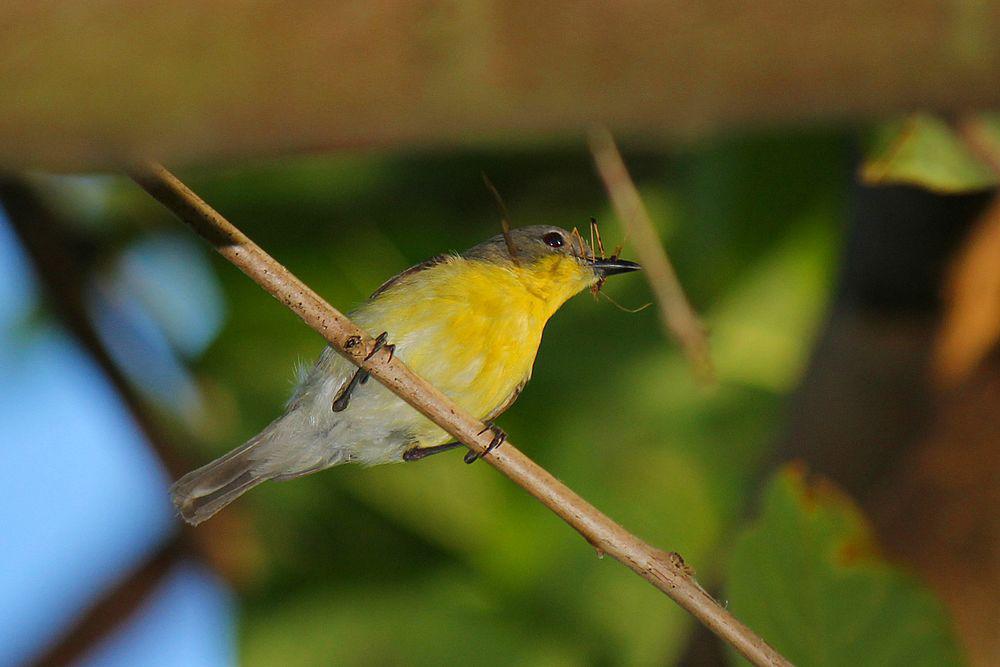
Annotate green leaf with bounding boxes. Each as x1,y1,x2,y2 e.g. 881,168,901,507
860,113,998,193
725,465,964,667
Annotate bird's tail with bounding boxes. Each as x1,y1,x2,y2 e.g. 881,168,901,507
170,429,277,526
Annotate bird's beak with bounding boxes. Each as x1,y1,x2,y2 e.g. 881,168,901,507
588,257,641,276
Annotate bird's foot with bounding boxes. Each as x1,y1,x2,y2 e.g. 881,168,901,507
359,332,394,385
464,422,506,464
333,331,395,411
402,441,464,461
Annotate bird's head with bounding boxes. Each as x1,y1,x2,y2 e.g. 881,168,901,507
463,225,640,310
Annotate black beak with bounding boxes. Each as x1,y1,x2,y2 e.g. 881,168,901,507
589,257,641,276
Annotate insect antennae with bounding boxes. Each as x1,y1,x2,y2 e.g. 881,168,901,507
570,226,587,258
590,217,607,257
600,290,653,313
482,172,519,264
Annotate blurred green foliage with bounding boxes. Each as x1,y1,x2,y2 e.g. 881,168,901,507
79,128,958,664
726,466,963,667
861,113,1000,193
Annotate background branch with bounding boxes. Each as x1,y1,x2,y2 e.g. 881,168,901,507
129,161,791,667
589,127,714,381
31,539,182,667
2,1,998,170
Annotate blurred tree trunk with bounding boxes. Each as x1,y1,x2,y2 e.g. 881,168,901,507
1,1,998,170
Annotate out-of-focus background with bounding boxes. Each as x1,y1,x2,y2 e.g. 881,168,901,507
1,3,997,666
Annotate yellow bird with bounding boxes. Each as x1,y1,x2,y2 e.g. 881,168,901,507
172,225,640,524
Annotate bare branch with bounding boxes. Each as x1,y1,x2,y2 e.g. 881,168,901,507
128,161,789,667
588,126,714,382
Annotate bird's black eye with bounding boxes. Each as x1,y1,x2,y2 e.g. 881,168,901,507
543,232,564,248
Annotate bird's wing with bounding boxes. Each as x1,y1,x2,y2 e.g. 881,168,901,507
483,379,526,423
369,254,449,299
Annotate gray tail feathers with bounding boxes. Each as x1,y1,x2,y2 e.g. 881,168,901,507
170,431,275,526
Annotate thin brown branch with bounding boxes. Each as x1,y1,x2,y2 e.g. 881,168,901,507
128,161,790,667
588,126,714,382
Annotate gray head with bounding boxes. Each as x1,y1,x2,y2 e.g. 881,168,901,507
462,225,641,277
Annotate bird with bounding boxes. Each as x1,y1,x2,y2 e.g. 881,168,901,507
171,225,640,525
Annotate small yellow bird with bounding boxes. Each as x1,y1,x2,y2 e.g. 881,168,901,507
172,225,639,524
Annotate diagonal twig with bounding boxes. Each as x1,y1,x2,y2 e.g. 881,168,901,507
588,126,714,382
129,161,789,667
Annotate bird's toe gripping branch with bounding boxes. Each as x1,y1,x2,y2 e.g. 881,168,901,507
401,422,507,464
332,331,395,412
464,422,507,464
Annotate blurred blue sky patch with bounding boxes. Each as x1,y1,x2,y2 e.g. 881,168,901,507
80,562,234,667
0,209,233,666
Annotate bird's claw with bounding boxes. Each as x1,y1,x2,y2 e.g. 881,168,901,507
333,331,394,411
364,331,395,362
464,422,506,464
360,336,394,385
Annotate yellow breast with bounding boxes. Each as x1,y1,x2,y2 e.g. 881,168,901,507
350,254,594,443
